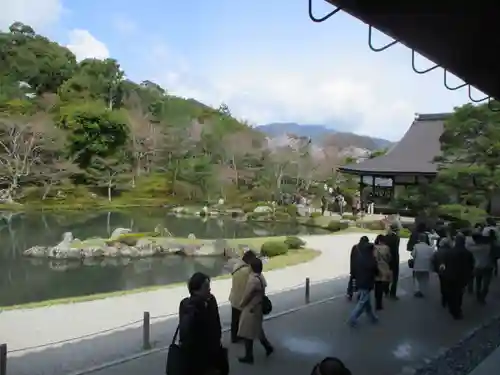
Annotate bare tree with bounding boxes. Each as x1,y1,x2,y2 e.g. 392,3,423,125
127,111,159,185
0,117,48,202
221,130,259,188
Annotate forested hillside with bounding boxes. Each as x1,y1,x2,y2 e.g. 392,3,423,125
0,22,337,208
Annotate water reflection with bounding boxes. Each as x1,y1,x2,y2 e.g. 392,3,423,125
0,208,328,306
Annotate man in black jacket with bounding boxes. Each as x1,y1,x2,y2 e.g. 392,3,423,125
346,236,369,301
385,223,401,299
434,234,474,320
347,242,379,327
179,272,224,375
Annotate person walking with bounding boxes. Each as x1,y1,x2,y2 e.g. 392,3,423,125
347,242,379,327
346,236,369,301
321,195,327,216
238,257,274,364
407,222,429,252
432,231,454,308
434,234,474,320
411,233,435,298
228,250,256,343
373,234,392,310
178,272,224,375
483,217,500,276
466,230,495,304
385,223,401,300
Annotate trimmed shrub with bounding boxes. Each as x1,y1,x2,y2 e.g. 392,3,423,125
326,220,349,232
242,202,258,213
285,204,299,217
261,241,289,257
362,220,386,231
284,236,306,249
107,232,158,246
273,211,290,221
310,211,322,218
342,214,357,221
247,211,269,221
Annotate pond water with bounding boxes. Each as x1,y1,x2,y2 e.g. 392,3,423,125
0,208,328,306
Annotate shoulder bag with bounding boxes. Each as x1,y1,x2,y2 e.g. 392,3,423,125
165,325,182,375
258,276,272,315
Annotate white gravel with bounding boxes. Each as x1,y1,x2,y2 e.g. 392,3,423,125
0,232,410,356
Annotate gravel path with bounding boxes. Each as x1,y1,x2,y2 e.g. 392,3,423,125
410,312,500,375
2,232,410,356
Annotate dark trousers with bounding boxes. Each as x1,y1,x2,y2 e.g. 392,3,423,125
321,205,326,215
443,280,465,318
389,264,399,297
231,307,241,342
374,281,389,309
242,330,273,359
475,267,493,302
467,275,474,294
439,275,447,307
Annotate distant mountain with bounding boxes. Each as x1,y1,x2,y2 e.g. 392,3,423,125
257,122,393,151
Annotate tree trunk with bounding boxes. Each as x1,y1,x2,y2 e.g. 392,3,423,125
231,155,239,188
108,183,112,202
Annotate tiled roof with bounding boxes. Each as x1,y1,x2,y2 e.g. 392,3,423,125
338,113,450,176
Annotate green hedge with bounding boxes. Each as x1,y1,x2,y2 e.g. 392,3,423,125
361,220,386,231
342,214,357,221
284,236,306,249
261,241,289,257
326,220,349,232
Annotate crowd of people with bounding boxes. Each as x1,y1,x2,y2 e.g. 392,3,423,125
347,218,499,325
169,249,354,375
167,217,499,375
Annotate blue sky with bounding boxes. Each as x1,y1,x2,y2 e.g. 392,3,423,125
1,0,484,141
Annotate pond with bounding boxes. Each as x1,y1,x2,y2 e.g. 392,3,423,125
0,208,328,306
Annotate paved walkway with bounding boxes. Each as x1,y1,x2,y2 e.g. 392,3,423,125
3,233,411,375
60,269,500,375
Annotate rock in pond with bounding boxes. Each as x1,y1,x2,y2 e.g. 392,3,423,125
23,230,241,260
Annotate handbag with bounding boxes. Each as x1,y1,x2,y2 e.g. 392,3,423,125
258,277,273,315
408,258,414,269
165,325,182,375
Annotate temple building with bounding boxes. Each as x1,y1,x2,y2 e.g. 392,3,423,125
338,113,448,209
338,112,500,215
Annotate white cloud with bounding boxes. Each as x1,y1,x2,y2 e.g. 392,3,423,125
67,29,110,61
149,48,418,141
147,40,476,142
0,0,63,30
112,14,137,34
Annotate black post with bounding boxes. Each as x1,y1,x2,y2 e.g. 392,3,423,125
305,277,310,304
0,343,6,375
143,312,151,350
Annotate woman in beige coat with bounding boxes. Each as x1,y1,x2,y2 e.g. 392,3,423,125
373,234,392,311
238,257,274,364
228,250,256,343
